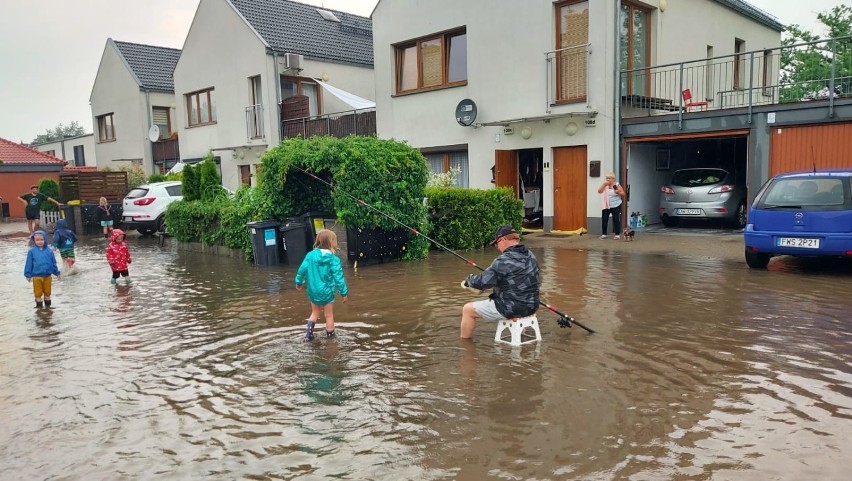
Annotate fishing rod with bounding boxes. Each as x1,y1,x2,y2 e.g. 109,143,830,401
292,166,594,334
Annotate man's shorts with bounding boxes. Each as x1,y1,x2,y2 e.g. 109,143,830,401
471,299,506,322
101,220,114,227
26,212,39,220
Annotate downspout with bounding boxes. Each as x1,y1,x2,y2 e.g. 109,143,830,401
144,88,153,173
613,0,621,177
273,52,282,142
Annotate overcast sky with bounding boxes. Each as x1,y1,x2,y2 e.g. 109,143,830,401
0,0,845,144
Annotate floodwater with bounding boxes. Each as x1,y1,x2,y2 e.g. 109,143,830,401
1,233,851,481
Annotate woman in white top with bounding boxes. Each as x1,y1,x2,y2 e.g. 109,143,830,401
597,172,626,239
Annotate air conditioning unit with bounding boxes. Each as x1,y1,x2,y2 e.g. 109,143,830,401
284,53,303,70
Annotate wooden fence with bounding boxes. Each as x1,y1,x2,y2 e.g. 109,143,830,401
59,171,129,203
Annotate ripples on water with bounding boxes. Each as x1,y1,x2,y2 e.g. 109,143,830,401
1,235,851,480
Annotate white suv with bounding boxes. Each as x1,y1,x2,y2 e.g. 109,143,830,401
122,181,183,235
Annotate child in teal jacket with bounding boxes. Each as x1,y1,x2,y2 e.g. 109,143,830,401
295,229,349,341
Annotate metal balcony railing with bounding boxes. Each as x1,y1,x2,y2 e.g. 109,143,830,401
620,36,852,118
280,107,376,140
245,104,264,140
545,44,591,111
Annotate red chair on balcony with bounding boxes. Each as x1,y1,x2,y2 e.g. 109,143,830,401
682,88,708,111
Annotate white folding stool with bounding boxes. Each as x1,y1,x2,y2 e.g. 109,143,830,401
494,316,541,346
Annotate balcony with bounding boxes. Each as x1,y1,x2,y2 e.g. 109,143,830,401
151,137,179,163
280,107,376,140
620,36,852,118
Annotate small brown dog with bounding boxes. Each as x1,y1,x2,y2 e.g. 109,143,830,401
622,227,635,241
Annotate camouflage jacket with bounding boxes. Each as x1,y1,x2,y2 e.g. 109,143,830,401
466,244,540,318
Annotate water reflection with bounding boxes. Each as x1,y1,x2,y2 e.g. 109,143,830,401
1,234,851,480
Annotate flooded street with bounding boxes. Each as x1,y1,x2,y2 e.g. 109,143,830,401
1,233,851,480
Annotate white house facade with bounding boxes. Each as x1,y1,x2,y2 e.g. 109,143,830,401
372,0,781,233
32,133,97,168
174,0,375,191
90,39,181,174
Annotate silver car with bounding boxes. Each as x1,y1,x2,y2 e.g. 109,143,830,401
659,168,747,228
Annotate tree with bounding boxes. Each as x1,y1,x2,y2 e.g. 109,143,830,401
31,121,86,145
780,5,852,102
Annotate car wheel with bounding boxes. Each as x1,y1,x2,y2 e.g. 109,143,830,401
745,249,770,269
733,202,747,228
156,216,166,234
661,215,679,227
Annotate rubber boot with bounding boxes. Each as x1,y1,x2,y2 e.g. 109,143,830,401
44,299,52,308
304,319,315,342
325,330,335,338
35,301,43,309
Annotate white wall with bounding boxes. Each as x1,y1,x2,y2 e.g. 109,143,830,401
90,40,149,172
372,0,780,226
175,0,273,190
33,134,97,167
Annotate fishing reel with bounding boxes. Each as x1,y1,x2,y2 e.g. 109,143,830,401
557,316,573,328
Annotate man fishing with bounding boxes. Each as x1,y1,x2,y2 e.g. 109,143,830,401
459,225,540,339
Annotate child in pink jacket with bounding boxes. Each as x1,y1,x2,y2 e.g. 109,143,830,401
106,229,132,284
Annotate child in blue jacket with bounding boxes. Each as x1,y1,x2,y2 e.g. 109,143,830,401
295,229,349,341
52,218,78,269
24,230,61,308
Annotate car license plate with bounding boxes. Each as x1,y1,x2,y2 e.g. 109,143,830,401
123,216,133,222
676,208,702,215
777,237,820,248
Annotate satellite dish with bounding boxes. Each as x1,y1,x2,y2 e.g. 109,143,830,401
455,98,477,127
147,125,161,142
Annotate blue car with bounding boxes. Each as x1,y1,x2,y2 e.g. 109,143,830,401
744,170,852,268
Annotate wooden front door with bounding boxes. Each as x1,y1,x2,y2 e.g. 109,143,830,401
553,146,587,231
494,150,519,198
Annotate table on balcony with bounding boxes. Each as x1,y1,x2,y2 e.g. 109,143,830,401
621,95,682,112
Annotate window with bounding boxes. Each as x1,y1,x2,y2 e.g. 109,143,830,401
618,2,651,97
762,50,773,96
44,149,56,157
423,150,469,187
734,38,746,90
557,1,589,102
395,28,467,94
186,88,216,127
281,77,321,117
73,145,85,167
152,107,171,140
97,113,115,142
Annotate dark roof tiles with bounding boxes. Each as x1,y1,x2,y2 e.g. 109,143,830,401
229,0,373,66
113,40,182,91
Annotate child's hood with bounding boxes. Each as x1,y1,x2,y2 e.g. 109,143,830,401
30,229,48,241
110,228,126,242
56,218,69,230
314,248,337,265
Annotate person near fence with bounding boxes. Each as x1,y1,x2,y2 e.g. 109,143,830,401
24,230,61,308
295,229,349,341
106,229,132,285
597,172,626,240
459,225,540,339
96,197,114,238
52,218,78,270
19,185,63,234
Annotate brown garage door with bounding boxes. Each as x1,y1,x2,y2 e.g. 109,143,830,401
770,123,852,176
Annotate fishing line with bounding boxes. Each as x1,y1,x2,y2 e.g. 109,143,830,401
292,165,594,333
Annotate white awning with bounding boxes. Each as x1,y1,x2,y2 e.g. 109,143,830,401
314,80,376,110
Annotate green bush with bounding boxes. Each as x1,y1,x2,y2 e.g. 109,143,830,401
182,161,201,201
198,154,225,202
425,186,523,249
164,186,259,259
120,165,147,190
37,178,61,211
258,136,430,259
